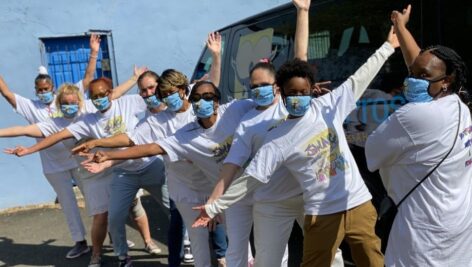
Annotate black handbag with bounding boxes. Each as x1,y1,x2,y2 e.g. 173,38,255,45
376,100,461,253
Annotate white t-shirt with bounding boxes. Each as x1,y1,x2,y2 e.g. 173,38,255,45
158,99,255,183
128,105,209,203
36,115,109,179
245,82,372,215
67,95,146,171
12,80,91,174
224,97,302,202
365,94,472,266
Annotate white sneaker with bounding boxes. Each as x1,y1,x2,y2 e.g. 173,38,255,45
182,243,194,263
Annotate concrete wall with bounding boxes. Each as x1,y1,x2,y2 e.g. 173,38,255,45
0,0,289,209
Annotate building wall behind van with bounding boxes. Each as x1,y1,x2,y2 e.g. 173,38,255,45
0,0,289,210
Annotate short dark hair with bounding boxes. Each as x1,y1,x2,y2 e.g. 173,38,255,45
191,80,221,101
34,74,53,87
276,58,316,96
89,77,113,91
250,62,276,79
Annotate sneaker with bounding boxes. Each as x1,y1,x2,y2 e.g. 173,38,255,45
88,254,102,267
66,241,90,259
127,240,135,248
118,255,133,267
217,257,226,267
144,241,162,255
182,243,194,263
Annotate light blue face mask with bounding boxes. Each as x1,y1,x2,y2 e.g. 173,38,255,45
163,92,183,112
37,91,54,104
144,95,161,109
61,104,79,118
251,85,275,106
285,96,312,117
403,77,433,103
92,96,111,111
192,99,214,118
403,76,446,103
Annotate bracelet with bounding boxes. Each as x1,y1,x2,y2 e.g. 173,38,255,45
89,54,98,59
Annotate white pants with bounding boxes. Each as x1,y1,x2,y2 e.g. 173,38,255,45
225,198,254,267
44,170,86,242
74,169,113,217
175,202,212,267
253,195,344,267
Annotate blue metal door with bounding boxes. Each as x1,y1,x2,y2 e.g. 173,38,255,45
40,33,114,87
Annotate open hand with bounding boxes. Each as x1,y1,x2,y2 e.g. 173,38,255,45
133,65,148,81
82,161,109,174
207,32,222,56
192,205,212,228
89,33,101,54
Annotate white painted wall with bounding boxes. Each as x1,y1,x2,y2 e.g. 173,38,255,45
0,0,289,209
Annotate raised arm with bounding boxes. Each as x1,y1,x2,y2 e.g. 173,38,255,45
109,65,148,100
72,133,134,154
350,27,398,100
207,32,222,87
4,128,74,157
81,34,100,91
0,124,44,138
0,76,17,108
293,0,310,61
391,5,421,70
92,143,166,163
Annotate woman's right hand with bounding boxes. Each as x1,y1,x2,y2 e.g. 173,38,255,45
92,150,109,163
72,140,96,154
4,145,30,157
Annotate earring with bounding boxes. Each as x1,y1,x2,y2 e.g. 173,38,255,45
442,87,448,92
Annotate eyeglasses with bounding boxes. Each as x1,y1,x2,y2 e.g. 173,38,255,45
189,92,217,102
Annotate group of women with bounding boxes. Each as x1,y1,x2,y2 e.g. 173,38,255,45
1,1,471,267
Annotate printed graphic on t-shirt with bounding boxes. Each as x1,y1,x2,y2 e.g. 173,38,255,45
104,116,126,136
211,136,233,163
302,128,349,183
459,125,472,167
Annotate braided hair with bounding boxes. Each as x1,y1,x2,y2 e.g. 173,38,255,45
423,45,471,110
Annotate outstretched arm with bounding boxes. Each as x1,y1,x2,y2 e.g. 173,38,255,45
391,5,421,70
293,0,311,61
0,124,44,138
207,163,242,202
92,143,166,163
4,128,73,157
109,65,148,100
192,174,262,227
82,34,100,91
72,133,133,154
0,76,17,109
207,32,222,87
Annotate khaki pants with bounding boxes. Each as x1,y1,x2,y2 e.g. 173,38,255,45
302,201,383,267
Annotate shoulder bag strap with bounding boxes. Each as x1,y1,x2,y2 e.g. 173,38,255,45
396,100,462,208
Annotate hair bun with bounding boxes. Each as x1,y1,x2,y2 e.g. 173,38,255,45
38,66,48,75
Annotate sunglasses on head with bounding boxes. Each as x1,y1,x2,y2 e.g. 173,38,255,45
189,92,217,102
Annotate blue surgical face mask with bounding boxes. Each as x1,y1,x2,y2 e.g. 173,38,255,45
403,77,433,103
144,95,161,109
92,96,111,111
251,85,275,106
61,104,79,118
285,96,312,117
192,99,214,119
37,91,54,104
163,92,183,112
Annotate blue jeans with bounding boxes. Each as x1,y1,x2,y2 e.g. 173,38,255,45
108,159,169,256
210,223,228,259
